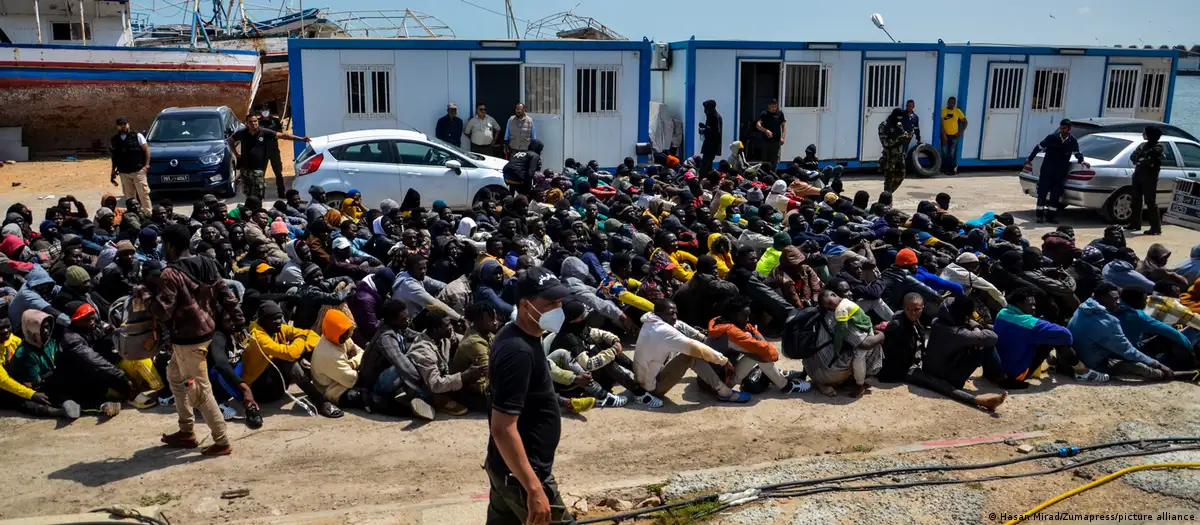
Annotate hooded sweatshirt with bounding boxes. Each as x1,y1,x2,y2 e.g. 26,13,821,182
1137,243,1190,290
9,265,69,331
940,263,1006,307
1101,260,1155,294
310,309,363,402
150,256,245,345
476,259,515,319
1068,298,1158,372
1115,302,1193,352
992,304,1073,379
0,330,33,400
1174,244,1200,285
706,317,779,362
244,319,320,384
7,310,56,386
633,312,727,391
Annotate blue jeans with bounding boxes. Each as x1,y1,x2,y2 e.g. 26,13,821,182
941,135,959,171
373,366,430,401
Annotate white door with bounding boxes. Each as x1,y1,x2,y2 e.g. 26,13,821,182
521,64,565,171
1135,68,1169,122
779,62,830,164
980,64,1027,160
860,61,905,162
392,140,471,209
1102,65,1142,118
333,139,400,207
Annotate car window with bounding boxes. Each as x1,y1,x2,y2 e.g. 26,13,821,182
1175,142,1200,169
1131,141,1178,167
147,114,224,142
1076,135,1132,161
393,141,453,167
338,141,393,163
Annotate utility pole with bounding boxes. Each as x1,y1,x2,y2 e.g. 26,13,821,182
504,0,519,39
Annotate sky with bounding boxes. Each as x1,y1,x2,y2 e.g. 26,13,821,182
148,0,1198,47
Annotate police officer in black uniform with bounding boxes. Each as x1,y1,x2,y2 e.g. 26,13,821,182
110,116,152,209
257,104,287,198
501,139,544,197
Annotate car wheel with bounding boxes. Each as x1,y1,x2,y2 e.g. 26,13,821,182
1102,187,1135,224
473,185,508,205
217,164,237,198
326,191,346,210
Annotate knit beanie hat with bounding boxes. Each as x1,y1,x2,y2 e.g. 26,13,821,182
65,265,91,288
772,231,792,250
257,300,283,321
895,248,919,267
268,218,289,236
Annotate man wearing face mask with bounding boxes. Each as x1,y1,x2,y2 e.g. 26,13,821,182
486,267,575,525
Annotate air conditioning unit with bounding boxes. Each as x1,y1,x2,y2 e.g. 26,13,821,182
651,42,671,71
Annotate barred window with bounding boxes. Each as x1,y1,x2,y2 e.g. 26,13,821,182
524,66,562,115
1139,69,1168,110
1031,69,1068,112
576,66,619,114
345,66,393,118
783,64,832,110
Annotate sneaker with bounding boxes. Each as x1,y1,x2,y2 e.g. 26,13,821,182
716,391,752,404
1144,229,1162,236
161,431,199,449
1074,369,1110,383
781,380,812,394
598,392,628,408
568,397,596,414
436,399,468,417
635,393,664,409
201,443,233,456
409,397,435,421
316,401,344,419
245,404,264,429
62,400,81,419
100,401,121,418
219,403,238,421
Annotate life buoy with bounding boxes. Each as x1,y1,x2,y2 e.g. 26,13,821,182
907,143,942,178
590,186,617,199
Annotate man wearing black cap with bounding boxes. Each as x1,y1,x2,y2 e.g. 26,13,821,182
1026,119,1089,224
755,99,787,170
486,267,575,524
110,117,152,210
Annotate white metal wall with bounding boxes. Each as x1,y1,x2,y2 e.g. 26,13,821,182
961,54,1023,160
1,12,128,45
1019,55,1105,157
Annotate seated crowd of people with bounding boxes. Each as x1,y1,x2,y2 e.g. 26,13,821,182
1,150,1199,450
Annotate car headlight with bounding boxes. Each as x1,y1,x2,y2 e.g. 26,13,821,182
208,174,223,182
199,151,224,165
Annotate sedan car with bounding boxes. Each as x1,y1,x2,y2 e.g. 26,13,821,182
1068,118,1198,143
293,129,510,209
1018,132,1200,224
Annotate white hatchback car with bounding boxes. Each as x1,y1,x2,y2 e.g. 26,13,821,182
293,129,510,209
1018,132,1200,223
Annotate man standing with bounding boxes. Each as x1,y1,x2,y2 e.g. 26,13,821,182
505,103,536,156
878,109,911,194
700,99,723,173
230,114,309,201
1026,119,1089,224
940,97,967,175
146,224,246,456
903,99,922,146
755,100,786,170
1127,126,1164,234
436,104,465,148
110,117,152,210
486,267,575,524
257,104,287,199
465,103,502,156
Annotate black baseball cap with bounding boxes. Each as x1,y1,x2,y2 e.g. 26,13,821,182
517,267,570,301
115,117,129,125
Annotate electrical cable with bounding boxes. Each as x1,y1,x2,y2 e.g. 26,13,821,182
576,438,1200,524
1002,462,1200,525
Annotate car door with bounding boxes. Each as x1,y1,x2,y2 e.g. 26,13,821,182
392,140,470,208
332,140,400,207
1157,140,1186,194
1172,141,1200,184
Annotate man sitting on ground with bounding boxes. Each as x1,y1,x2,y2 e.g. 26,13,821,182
804,288,885,398
634,299,745,407
706,296,811,395
353,300,433,420
309,309,364,417
408,309,484,416
1069,282,1174,381
991,288,1081,389
922,296,1008,411
242,301,332,416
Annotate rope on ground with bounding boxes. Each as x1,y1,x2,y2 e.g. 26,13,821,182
1002,462,1200,525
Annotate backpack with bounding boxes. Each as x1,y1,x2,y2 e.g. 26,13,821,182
110,295,164,361
781,306,829,360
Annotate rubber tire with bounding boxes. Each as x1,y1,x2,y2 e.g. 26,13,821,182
906,143,942,178
326,191,346,210
473,185,508,205
1102,186,1135,225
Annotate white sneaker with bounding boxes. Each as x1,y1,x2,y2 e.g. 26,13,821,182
219,403,239,421
62,400,81,419
635,393,664,409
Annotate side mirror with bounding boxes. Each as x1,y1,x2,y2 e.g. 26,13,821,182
445,160,462,172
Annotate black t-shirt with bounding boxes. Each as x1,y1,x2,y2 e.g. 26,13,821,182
232,127,278,170
758,110,786,143
486,322,562,477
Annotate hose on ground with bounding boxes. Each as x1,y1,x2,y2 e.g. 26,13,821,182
575,437,1200,525
1002,462,1200,525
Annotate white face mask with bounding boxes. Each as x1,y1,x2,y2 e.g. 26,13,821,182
526,301,565,333
261,110,270,117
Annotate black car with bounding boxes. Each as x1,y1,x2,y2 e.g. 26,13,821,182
1069,117,1198,142
146,106,243,197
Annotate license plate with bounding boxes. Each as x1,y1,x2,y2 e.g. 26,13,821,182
1174,194,1200,207
1170,203,1200,219
162,175,189,183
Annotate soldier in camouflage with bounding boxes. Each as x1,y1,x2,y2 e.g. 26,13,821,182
879,108,911,194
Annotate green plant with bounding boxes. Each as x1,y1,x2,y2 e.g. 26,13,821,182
645,482,669,496
849,444,874,453
652,499,723,525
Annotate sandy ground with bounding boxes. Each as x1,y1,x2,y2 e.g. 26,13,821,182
0,163,1198,524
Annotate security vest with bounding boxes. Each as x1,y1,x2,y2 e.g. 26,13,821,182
111,133,146,174
507,115,534,151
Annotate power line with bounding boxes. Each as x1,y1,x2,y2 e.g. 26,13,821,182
457,0,530,24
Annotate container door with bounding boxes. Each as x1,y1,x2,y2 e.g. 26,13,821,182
1102,65,1141,118
1134,68,1169,122
980,63,1027,160
521,64,565,171
860,61,905,162
779,62,830,166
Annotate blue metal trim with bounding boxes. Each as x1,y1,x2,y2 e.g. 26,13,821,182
289,38,649,51
0,42,258,55
1165,54,1179,123
941,44,1175,58
672,40,941,52
957,158,1024,167
1098,56,1111,117
732,53,785,153
0,68,254,82
954,50,972,164
638,46,652,163
684,40,697,157
288,38,305,157
933,47,946,152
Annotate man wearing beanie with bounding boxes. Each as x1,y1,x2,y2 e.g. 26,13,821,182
879,248,940,312
755,231,794,277
348,267,395,347
243,300,328,415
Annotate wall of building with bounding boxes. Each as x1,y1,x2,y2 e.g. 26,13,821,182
1019,54,1106,156
0,1,130,46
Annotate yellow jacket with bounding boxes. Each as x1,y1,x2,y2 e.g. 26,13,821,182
651,248,697,282
0,333,34,400
242,322,320,384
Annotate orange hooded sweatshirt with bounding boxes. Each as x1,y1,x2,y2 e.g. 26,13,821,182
310,309,363,402
705,318,779,362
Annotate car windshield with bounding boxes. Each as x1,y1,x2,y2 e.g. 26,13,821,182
425,136,476,159
1076,135,1132,161
148,115,224,142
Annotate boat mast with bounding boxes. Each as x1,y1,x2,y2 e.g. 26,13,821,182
78,0,86,46
32,0,42,44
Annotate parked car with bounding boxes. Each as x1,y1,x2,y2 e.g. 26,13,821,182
293,129,510,210
1068,118,1198,142
1018,132,1200,224
146,106,243,197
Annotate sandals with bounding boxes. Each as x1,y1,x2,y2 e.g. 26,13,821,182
716,391,752,404
317,401,344,419
161,431,199,449
1074,369,1110,383
598,393,628,408
781,380,812,394
635,393,664,409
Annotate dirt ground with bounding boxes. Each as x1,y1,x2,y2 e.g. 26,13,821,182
0,163,1198,524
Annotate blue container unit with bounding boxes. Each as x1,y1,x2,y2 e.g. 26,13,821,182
656,39,1178,169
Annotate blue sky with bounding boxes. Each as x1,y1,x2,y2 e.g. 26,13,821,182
151,0,1196,47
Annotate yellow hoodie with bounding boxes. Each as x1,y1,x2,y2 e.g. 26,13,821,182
0,333,34,400
243,322,320,384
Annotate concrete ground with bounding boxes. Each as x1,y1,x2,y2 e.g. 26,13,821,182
0,161,1198,524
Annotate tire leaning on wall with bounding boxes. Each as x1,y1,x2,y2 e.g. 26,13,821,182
907,143,942,178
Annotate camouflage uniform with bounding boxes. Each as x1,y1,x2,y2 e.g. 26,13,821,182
878,120,907,193
241,168,266,200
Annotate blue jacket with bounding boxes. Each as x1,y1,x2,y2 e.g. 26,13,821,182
1115,302,1193,351
916,267,964,297
993,304,1073,378
8,265,70,330
1068,298,1158,372
475,260,514,319
1102,260,1155,293
1027,132,1085,177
